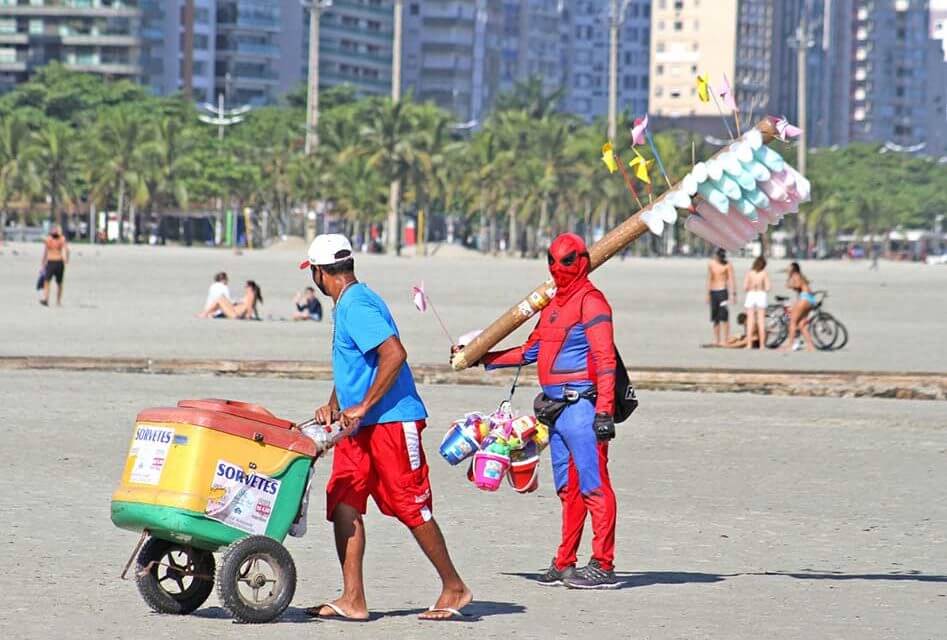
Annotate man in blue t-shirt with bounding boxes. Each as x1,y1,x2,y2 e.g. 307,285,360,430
298,234,471,621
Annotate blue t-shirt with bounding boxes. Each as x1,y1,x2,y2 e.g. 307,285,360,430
332,283,427,426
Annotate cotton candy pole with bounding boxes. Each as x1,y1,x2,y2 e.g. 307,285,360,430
449,119,782,370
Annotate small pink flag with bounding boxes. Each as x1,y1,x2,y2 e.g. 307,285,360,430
775,116,802,141
631,115,648,146
719,74,738,111
411,282,427,312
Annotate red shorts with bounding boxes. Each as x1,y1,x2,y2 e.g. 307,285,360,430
325,420,433,529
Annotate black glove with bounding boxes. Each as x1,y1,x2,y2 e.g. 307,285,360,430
593,413,615,441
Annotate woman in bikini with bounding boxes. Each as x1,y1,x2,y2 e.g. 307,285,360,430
783,262,816,352
200,280,263,319
743,256,770,351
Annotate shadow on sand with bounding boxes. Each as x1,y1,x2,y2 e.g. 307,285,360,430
503,569,947,591
194,600,525,624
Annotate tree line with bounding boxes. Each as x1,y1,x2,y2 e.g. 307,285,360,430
1,64,944,255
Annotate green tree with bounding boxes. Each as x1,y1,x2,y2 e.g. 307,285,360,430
25,119,80,228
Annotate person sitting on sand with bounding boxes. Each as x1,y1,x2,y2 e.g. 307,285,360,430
200,272,232,318
702,312,763,349
292,287,323,321
200,279,263,320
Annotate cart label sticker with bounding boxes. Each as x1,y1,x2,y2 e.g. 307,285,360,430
129,426,174,485
205,459,282,536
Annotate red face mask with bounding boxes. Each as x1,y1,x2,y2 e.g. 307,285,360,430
547,233,590,301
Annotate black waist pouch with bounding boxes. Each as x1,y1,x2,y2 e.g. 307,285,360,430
533,393,573,427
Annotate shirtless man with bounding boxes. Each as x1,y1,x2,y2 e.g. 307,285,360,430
706,249,736,345
41,225,69,306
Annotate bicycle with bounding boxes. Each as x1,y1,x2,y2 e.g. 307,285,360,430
765,290,849,351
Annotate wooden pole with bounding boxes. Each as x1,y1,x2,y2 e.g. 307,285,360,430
450,119,779,370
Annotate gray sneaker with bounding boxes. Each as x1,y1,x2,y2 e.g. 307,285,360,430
563,559,619,590
536,558,576,587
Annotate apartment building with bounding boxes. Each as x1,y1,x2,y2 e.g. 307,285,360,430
141,0,216,102
561,0,651,122
0,0,142,91
310,0,394,97
214,0,283,105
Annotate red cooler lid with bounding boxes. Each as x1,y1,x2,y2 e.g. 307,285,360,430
136,398,316,457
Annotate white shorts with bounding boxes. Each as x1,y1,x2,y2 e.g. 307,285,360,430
744,291,767,309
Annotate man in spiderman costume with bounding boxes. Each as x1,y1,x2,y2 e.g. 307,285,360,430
481,232,619,589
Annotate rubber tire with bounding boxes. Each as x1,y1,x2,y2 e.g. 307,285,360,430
826,314,849,350
765,307,787,349
135,537,215,615
810,312,838,351
216,536,296,624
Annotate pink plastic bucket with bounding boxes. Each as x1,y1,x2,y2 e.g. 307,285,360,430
472,450,511,491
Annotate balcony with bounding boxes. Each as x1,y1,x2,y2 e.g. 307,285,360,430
0,33,28,45
421,54,472,71
321,70,390,91
61,34,140,47
0,5,140,19
0,60,27,72
218,41,280,59
65,61,141,75
320,45,391,68
321,22,393,44
331,0,391,18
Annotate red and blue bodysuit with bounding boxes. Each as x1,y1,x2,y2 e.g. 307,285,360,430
483,233,618,572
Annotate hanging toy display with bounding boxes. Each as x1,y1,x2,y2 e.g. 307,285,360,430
438,402,547,494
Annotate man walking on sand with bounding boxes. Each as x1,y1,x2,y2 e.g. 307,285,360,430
40,225,69,306
300,234,471,621
706,248,736,345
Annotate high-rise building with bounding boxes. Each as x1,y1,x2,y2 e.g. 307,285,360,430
402,1,484,121
309,0,395,97
141,0,217,103
561,0,651,123
806,0,944,152
934,0,947,57
0,0,143,91
648,0,738,118
214,1,283,105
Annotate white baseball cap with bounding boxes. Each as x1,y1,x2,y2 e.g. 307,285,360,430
298,234,354,269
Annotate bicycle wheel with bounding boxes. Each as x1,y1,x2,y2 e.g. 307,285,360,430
765,308,787,349
810,312,838,351
820,313,849,350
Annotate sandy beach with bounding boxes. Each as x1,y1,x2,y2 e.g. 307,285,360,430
2,242,946,373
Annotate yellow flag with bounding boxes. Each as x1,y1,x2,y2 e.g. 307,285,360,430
629,151,653,184
696,74,710,103
601,142,618,173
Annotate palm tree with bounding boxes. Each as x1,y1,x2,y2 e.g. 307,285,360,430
0,113,35,238
26,120,79,229
494,75,565,119
360,98,421,254
141,115,199,242
89,107,155,242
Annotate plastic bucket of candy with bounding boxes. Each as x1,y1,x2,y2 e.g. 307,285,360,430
471,450,511,491
508,442,540,493
438,422,480,466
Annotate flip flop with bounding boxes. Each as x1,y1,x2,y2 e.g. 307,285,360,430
305,602,364,620
419,606,470,620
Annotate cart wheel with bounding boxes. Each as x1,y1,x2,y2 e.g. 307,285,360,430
216,536,296,624
135,537,215,615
